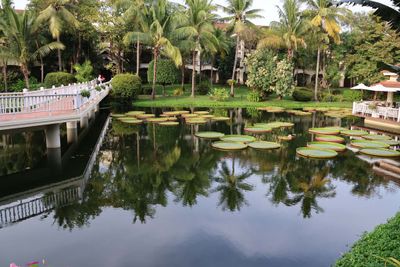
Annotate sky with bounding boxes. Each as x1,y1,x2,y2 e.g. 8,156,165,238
13,0,395,26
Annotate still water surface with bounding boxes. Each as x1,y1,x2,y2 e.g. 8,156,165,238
0,108,399,267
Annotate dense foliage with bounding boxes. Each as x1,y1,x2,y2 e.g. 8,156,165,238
44,72,76,87
147,59,179,86
74,60,94,82
111,73,141,99
335,212,400,267
293,87,313,101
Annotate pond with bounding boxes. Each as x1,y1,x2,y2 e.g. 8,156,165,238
0,108,399,267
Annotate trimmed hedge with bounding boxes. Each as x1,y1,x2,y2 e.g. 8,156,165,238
147,59,179,86
342,89,363,102
111,73,141,99
293,87,313,102
44,72,76,88
335,212,400,267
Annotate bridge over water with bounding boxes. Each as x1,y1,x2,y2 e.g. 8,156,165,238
0,80,111,149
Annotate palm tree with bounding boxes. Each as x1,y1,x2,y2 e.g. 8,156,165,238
0,9,64,88
176,0,218,97
124,0,182,100
258,0,307,60
36,0,79,71
220,0,262,97
208,28,230,86
302,0,348,101
212,160,253,211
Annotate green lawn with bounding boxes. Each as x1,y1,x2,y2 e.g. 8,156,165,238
135,84,352,108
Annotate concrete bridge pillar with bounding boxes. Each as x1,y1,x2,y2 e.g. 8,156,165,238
80,115,89,129
66,121,78,144
89,109,95,120
95,104,100,113
45,124,61,149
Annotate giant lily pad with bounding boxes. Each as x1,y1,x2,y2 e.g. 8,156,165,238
309,127,340,135
211,117,230,122
125,111,145,117
341,130,368,136
186,119,207,124
136,114,156,119
194,111,210,115
248,141,281,150
296,147,338,159
195,131,225,139
380,139,400,146
147,118,169,123
119,118,143,125
350,140,390,149
244,127,272,134
307,141,346,152
359,148,400,158
182,114,199,119
111,113,125,118
163,111,182,116
315,135,345,143
362,134,392,141
220,135,256,143
158,122,179,126
212,141,248,151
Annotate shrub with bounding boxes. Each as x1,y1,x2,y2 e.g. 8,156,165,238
245,48,276,94
197,80,211,95
335,212,400,267
273,58,295,98
342,89,363,101
147,59,179,95
173,88,184,96
80,89,91,98
293,88,313,102
247,90,261,102
10,77,41,92
111,73,141,99
73,60,94,82
209,88,229,101
44,72,77,88
321,92,344,102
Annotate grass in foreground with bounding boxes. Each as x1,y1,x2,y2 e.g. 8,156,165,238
335,212,400,267
134,95,352,108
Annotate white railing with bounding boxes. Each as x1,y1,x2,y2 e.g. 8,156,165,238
353,101,400,122
0,81,110,115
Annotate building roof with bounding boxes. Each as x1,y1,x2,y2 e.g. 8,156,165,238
377,80,400,88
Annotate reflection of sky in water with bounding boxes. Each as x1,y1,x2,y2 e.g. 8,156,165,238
1,110,400,267
1,165,399,267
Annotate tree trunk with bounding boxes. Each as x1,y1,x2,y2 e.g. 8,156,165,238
231,35,240,97
57,35,62,71
2,63,7,92
76,32,82,63
21,65,30,89
151,50,158,100
40,60,44,83
191,50,196,97
314,46,321,101
210,57,214,86
136,39,140,75
181,63,185,89
199,57,202,83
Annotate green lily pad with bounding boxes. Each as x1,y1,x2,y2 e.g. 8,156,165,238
220,135,256,143
380,140,400,146
119,118,143,125
350,140,390,149
307,141,346,152
362,134,392,141
341,130,368,136
194,111,210,115
248,141,281,150
147,118,169,123
309,127,340,135
111,113,125,118
125,111,145,117
211,116,230,121
195,131,225,139
163,111,182,116
244,127,272,134
136,114,155,119
199,115,214,119
296,147,338,159
182,114,199,118
158,122,179,126
359,148,400,158
315,135,345,143
186,119,207,124
212,141,248,151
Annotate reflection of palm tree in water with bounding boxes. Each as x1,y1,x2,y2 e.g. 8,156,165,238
212,159,254,212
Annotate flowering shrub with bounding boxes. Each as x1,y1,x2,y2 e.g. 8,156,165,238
209,88,229,101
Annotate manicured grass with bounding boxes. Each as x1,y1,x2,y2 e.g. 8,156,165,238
134,95,352,108
135,84,353,108
335,212,400,267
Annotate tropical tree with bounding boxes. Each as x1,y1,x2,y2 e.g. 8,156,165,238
124,0,182,100
177,0,217,97
258,0,307,60
208,28,230,86
36,0,79,71
302,0,348,100
0,8,64,88
220,0,262,97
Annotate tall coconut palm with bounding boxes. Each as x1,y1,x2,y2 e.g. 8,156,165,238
36,0,79,71
0,9,64,88
124,0,182,100
176,0,218,97
258,0,307,60
220,0,262,97
302,0,348,101
208,28,230,86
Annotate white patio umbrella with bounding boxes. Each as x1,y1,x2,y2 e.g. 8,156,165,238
368,84,399,106
351,83,370,90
